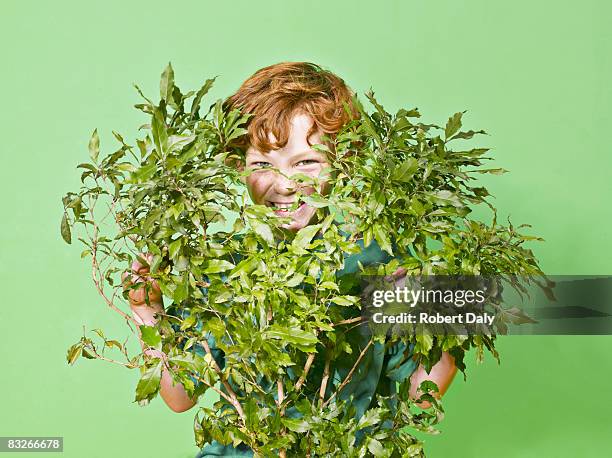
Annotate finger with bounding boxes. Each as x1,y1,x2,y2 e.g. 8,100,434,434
132,260,150,274
150,278,162,293
392,267,407,278
129,285,147,305
134,253,153,268
124,272,141,289
127,275,162,302
144,348,168,363
130,255,154,282
132,286,162,306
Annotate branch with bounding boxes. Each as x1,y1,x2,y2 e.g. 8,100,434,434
277,378,287,458
319,347,332,402
294,353,316,392
277,379,285,411
198,338,246,422
291,316,362,397
322,338,373,408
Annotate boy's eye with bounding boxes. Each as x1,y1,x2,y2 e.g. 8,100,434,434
296,159,318,166
252,161,271,168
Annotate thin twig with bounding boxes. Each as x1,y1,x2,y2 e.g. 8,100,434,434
190,373,236,406
333,317,362,327
89,199,138,328
87,348,138,368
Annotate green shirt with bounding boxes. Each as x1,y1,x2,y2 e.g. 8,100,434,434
171,238,417,457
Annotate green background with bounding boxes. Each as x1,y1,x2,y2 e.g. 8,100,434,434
1,0,610,457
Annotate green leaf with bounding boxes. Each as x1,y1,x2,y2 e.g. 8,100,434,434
250,219,274,244
133,162,157,182
135,360,162,402
285,273,305,288
473,168,509,175
190,77,216,118
105,340,123,350
288,290,310,308
301,194,330,208
228,256,259,279
358,408,382,429
202,259,236,274
319,281,339,290
265,326,318,351
415,331,434,353
160,63,174,103
292,224,321,251
66,343,82,365
168,238,182,259
373,224,393,255
173,277,189,303
445,112,463,140
329,296,357,306
367,438,385,456
203,317,226,338
502,307,538,325
88,129,100,163
76,163,98,172
392,158,418,182
116,162,137,172
428,190,463,208
61,212,71,244
180,314,198,331
139,325,161,349
451,129,486,140
152,107,168,154
81,349,95,359
281,417,310,433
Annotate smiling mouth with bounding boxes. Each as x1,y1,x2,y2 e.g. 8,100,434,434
267,201,306,213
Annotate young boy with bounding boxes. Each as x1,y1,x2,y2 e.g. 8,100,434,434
126,62,457,456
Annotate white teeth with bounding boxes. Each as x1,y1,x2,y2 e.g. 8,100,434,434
270,202,293,209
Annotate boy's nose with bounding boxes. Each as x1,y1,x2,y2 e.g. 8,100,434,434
273,170,297,195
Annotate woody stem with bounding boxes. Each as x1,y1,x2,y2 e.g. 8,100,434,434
322,338,373,408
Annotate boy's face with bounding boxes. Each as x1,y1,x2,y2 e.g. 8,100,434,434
242,112,330,232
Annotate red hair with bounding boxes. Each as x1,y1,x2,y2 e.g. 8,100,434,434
224,62,358,153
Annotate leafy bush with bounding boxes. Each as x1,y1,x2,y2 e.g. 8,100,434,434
61,65,545,457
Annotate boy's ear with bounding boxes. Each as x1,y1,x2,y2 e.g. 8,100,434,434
238,163,246,184
234,155,245,177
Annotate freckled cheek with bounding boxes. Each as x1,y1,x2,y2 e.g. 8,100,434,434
245,174,272,204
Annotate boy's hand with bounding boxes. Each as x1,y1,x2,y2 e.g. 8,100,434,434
384,267,407,287
122,253,163,308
